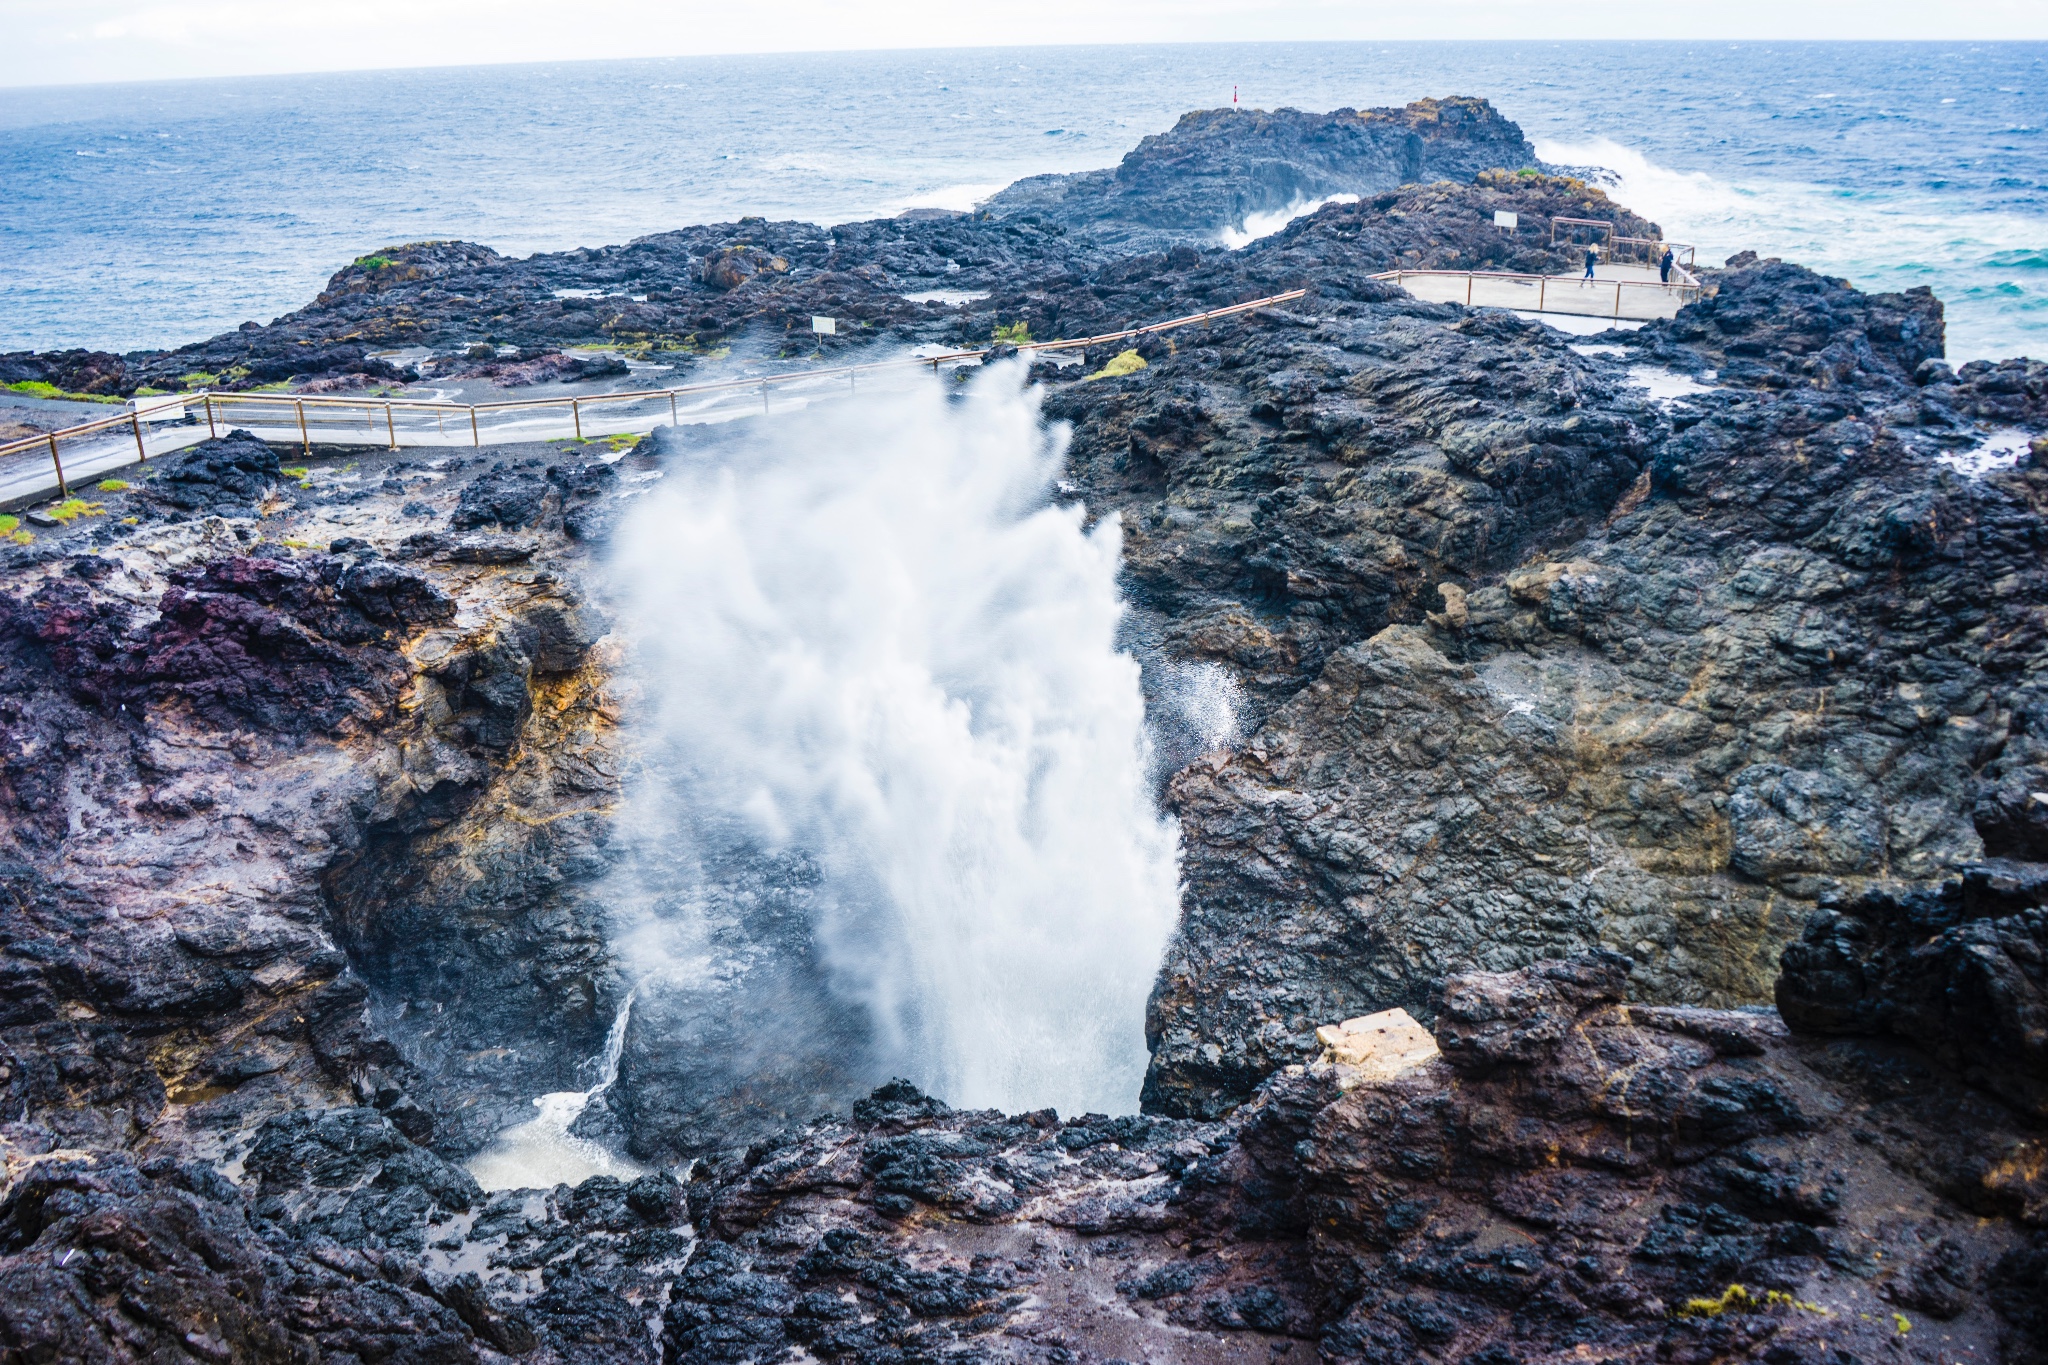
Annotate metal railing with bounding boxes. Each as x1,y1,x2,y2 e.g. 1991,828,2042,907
0,289,1307,508
1372,268,1702,320
1550,216,1697,274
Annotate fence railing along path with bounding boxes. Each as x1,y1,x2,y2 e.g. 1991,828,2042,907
1372,267,1701,322
0,289,1309,508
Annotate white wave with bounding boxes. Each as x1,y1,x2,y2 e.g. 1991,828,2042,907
892,180,1008,215
1533,135,2044,362
605,360,1182,1118
1220,193,1359,250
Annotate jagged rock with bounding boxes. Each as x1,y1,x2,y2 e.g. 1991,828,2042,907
135,428,280,516
1777,863,2048,1121
0,96,2043,1365
450,460,559,531
985,98,1540,247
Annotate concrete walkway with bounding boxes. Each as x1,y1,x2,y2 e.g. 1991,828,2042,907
0,359,937,511
1380,262,1698,323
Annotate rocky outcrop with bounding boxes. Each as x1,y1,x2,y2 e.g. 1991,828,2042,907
983,97,1540,246
2,94,2047,1365
9,98,1573,397
1043,235,2048,1118
0,440,659,1166
8,955,2042,1364
0,348,131,396
1778,863,2048,1122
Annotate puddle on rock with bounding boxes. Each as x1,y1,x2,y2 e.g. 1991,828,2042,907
1624,365,1719,403
1937,429,2034,479
1513,310,1646,336
902,289,991,306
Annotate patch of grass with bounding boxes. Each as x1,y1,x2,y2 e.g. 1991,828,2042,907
5,532,29,545
132,386,170,398
1676,1285,1829,1321
356,254,395,271
251,381,292,393
120,517,138,526
44,498,105,524
177,371,219,387
1894,1314,1911,1335
4,380,121,404
993,321,1033,345
1084,349,1148,382
280,466,309,479
1678,1284,1753,1318
96,479,131,492
554,433,642,452
0,516,16,534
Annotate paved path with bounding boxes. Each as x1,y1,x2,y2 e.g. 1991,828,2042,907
0,358,935,510
1383,262,1696,323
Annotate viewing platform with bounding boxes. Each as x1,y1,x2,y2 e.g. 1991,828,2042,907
1375,261,1701,323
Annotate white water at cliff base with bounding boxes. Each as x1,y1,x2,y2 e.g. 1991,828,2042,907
468,996,644,1192
603,361,1183,1120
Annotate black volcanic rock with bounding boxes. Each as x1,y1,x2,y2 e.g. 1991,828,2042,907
1778,863,2048,1121
0,347,130,396
450,460,559,531
984,97,1540,246
0,94,2046,1365
135,428,281,516
16,97,1558,396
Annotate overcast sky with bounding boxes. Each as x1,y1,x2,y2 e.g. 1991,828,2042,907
1,0,2041,88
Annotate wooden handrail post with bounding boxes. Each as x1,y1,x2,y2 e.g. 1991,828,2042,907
469,407,480,448
572,396,583,441
386,403,397,450
205,394,217,439
131,412,148,466
47,433,67,498
1538,278,1546,311
669,391,678,426
1614,283,1622,319
1466,274,1474,306
761,382,770,414
295,398,311,455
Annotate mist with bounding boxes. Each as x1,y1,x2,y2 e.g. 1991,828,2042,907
595,362,1184,1147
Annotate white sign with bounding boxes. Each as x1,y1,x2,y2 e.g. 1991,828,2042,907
1493,211,1519,230
811,316,837,335
130,397,185,423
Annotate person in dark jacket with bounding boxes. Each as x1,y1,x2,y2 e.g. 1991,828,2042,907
1582,246,1597,283
1660,246,1675,284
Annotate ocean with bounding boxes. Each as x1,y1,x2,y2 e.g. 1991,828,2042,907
1,41,2043,361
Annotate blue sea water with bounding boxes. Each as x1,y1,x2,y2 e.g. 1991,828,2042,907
1,41,2043,361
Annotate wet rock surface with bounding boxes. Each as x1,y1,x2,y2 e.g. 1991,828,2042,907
983,97,1539,248
1,94,2046,1362
6,957,2045,1363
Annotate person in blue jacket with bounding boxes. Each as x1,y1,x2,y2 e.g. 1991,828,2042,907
1582,246,1598,284
1660,246,1676,284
